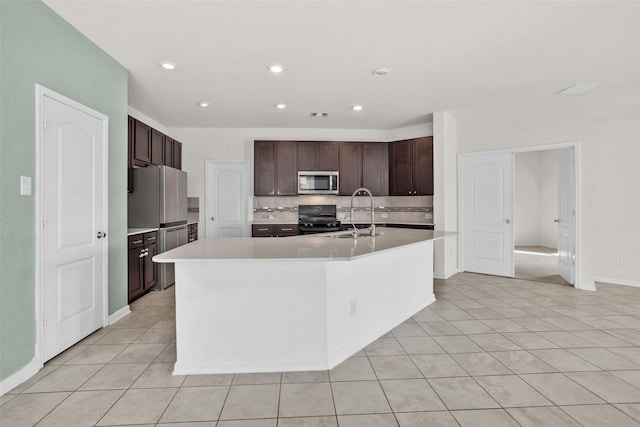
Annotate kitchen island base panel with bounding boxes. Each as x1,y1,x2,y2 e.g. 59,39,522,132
172,240,434,375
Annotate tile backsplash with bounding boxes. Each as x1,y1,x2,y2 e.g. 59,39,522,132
253,195,434,224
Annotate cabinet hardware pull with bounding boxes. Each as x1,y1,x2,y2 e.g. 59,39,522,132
258,228,268,231
132,239,143,244
281,228,293,231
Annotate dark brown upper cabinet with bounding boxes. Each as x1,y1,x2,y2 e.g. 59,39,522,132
133,120,152,166
164,136,174,167
254,141,298,196
151,129,165,165
339,142,388,196
297,141,339,171
173,140,182,170
389,137,433,196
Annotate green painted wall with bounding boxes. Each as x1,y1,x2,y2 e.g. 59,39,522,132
0,0,128,381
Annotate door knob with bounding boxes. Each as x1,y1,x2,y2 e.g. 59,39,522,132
554,218,560,223
97,231,107,238
505,219,511,224
210,216,215,221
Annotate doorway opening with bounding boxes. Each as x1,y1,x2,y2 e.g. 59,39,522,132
459,142,579,288
513,149,571,286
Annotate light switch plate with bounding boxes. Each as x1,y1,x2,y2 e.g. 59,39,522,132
20,176,32,196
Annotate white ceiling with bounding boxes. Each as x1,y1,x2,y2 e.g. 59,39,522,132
43,1,640,130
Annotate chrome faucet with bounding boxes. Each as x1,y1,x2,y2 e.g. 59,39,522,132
350,187,376,237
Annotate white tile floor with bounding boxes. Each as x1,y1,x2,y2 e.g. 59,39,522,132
2,272,640,426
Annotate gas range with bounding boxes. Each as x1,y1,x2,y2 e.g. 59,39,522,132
298,205,341,234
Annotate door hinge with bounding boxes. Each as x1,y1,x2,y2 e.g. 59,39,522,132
43,316,48,329
42,217,47,228
43,118,48,132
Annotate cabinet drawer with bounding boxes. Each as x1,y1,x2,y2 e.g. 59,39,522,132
252,224,274,237
275,224,299,237
128,234,145,249
143,232,157,245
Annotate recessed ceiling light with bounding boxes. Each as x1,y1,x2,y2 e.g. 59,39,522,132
372,68,390,76
197,101,210,107
352,105,363,111
275,103,286,109
269,64,284,73
161,61,176,70
556,83,603,95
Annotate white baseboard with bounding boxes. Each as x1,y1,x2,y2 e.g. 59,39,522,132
0,359,42,396
108,305,130,325
594,276,640,289
434,268,460,280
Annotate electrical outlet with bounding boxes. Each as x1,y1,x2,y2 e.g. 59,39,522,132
349,299,358,316
615,256,624,265
20,176,32,196
381,213,389,218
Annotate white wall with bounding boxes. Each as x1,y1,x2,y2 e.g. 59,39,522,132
593,107,640,285
433,111,458,278
537,149,560,248
454,103,640,288
514,150,558,249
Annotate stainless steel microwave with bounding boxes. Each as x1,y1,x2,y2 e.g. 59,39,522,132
298,171,339,195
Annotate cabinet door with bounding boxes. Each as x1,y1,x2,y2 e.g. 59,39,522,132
275,224,299,237
316,141,339,171
339,142,362,195
362,142,389,196
275,141,297,196
143,243,157,290
389,139,413,195
164,137,174,167
133,120,152,165
127,116,134,193
254,141,276,196
173,141,182,170
412,137,434,195
151,129,165,165
296,141,317,171
252,224,274,237
128,248,144,302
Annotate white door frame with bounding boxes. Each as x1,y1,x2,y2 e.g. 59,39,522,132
35,84,109,366
458,141,581,288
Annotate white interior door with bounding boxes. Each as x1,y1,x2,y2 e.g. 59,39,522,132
40,88,107,361
557,147,576,284
205,161,248,237
462,152,514,277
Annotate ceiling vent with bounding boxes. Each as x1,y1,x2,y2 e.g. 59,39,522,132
556,83,603,95
310,112,329,117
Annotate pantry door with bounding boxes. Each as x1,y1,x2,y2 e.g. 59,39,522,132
205,161,249,237
461,152,514,277
38,85,108,362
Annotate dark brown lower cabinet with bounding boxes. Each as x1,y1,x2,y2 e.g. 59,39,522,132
252,224,299,237
128,231,158,303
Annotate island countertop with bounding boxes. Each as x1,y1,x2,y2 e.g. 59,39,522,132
154,227,455,263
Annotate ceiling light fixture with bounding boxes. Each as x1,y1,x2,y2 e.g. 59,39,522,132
198,101,211,107
161,61,176,70
352,105,363,111
556,83,603,95
372,68,389,76
269,64,284,73
275,103,286,109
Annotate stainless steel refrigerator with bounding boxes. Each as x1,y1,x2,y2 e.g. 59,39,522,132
128,165,188,290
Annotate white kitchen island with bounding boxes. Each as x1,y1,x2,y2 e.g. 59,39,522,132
154,227,453,375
